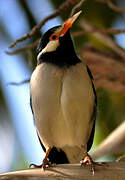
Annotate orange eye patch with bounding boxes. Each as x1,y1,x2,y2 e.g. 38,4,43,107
49,33,59,41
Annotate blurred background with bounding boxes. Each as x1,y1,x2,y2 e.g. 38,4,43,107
0,0,125,173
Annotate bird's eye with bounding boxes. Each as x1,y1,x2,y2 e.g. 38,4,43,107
50,33,58,41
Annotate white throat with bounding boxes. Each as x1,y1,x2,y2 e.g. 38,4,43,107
37,40,59,60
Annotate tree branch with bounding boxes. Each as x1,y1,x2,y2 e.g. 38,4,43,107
81,46,125,92
7,0,125,56
6,26,125,55
91,121,125,160
7,79,30,86
6,39,40,55
80,18,125,59
70,0,86,16
98,0,125,13
72,28,125,36
1,163,125,180
7,27,125,55
8,0,81,49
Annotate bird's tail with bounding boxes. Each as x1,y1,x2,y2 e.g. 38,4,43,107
48,147,69,164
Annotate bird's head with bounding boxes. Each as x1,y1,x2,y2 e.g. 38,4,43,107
37,11,81,67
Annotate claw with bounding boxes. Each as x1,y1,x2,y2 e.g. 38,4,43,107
80,154,104,175
29,163,43,169
29,147,51,170
29,158,51,170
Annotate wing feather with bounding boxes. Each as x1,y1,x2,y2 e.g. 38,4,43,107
86,65,97,152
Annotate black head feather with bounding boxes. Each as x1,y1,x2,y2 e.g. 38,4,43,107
37,26,81,67
37,26,60,56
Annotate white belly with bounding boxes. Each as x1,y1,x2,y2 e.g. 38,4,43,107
30,62,95,162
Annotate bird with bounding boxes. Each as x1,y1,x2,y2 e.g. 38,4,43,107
30,11,97,172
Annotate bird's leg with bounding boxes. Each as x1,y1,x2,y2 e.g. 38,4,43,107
29,147,51,170
42,147,52,170
80,153,103,175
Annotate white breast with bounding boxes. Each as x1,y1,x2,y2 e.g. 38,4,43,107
30,62,95,163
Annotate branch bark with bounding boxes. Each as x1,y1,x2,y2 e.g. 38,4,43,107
98,0,125,13
91,121,125,160
8,0,81,49
80,18,125,59
81,46,125,92
1,162,125,180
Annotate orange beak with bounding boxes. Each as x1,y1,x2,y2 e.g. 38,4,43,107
59,11,82,36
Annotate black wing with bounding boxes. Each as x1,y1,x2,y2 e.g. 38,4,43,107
86,65,97,152
87,104,96,152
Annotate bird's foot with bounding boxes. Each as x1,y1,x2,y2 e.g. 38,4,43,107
29,158,51,170
80,154,103,175
30,147,52,170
